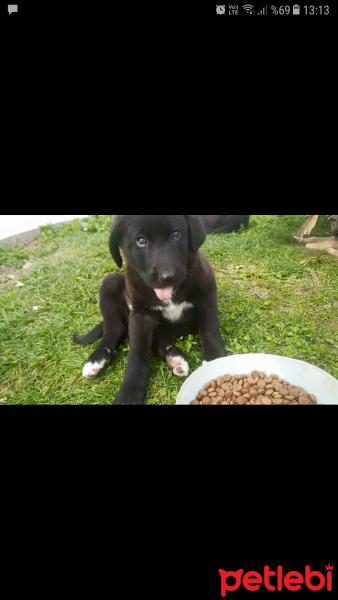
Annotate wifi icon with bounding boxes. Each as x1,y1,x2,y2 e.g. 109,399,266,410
242,4,255,13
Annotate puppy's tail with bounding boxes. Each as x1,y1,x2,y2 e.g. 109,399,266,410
73,322,104,345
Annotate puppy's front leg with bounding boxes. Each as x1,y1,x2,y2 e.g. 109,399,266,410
196,292,227,362
113,313,155,406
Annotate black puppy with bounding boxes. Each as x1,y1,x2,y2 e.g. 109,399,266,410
201,215,250,235
74,215,226,405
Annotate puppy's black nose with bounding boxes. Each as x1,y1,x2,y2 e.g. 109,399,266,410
159,271,175,285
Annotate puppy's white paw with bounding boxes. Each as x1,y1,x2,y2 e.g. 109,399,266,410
306,242,326,250
202,361,208,366
82,359,107,379
167,355,189,378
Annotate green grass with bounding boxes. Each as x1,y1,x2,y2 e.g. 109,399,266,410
1,215,337,405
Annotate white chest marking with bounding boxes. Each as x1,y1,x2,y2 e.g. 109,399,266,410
152,300,194,323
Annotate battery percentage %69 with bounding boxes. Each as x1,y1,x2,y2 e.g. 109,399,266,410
271,5,292,14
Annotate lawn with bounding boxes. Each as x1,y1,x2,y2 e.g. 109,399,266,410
0,214,337,405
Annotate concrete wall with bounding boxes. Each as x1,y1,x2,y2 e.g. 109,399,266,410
0,215,89,247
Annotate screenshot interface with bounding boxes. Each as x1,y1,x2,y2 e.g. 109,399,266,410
1,1,336,19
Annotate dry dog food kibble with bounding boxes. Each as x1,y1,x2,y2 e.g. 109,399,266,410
191,372,318,405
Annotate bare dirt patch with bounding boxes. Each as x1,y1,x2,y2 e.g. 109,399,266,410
0,266,24,288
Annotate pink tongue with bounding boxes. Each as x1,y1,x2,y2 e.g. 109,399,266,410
154,287,174,301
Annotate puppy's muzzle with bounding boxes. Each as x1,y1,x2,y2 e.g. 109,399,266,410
159,271,175,285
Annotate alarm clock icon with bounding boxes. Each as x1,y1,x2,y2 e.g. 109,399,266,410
216,5,226,15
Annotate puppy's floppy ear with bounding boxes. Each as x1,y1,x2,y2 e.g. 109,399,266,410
109,216,124,268
185,215,207,253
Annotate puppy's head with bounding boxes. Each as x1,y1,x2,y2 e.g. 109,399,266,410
109,215,206,301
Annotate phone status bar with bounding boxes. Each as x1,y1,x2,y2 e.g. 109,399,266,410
215,3,332,16
2,1,335,20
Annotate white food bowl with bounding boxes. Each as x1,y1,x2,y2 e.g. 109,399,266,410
176,354,338,405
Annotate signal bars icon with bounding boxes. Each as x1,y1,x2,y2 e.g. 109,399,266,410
257,5,268,14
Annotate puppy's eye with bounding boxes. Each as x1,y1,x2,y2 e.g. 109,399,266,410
171,230,180,241
136,236,148,248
